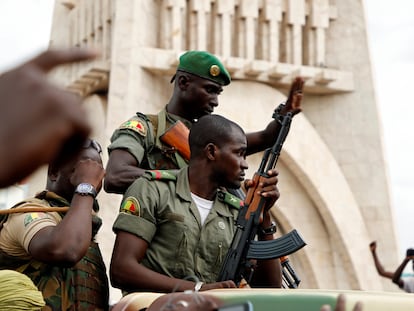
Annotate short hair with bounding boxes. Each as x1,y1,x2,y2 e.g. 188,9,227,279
189,114,245,157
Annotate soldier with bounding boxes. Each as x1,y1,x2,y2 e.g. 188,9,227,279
110,114,281,294
104,50,303,194
0,139,109,310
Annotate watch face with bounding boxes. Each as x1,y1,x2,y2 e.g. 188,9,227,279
76,183,96,197
79,183,93,192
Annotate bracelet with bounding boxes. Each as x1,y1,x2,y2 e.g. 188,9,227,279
194,281,203,292
259,221,277,236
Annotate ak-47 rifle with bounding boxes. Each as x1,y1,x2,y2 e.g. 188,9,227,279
160,120,191,161
280,255,301,288
217,103,306,286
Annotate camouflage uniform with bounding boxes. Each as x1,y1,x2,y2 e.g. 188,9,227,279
0,191,109,311
113,167,243,292
108,107,192,171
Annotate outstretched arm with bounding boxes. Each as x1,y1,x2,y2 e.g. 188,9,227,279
246,77,304,155
369,241,394,279
0,48,97,188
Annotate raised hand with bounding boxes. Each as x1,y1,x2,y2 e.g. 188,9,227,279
0,48,98,188
282,76,304,116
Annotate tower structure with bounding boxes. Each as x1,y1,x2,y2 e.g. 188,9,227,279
33,0,399,298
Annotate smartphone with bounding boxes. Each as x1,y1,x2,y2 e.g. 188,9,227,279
217,301,253,311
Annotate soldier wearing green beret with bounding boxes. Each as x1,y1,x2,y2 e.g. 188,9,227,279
110,114,282,293
104,50,304,194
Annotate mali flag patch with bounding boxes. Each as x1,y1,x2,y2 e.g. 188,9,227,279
121,197,140,216
120,120,146,137
24,212,47,227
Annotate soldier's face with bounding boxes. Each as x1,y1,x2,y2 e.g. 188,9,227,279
214,128,248,189
185,76,223,120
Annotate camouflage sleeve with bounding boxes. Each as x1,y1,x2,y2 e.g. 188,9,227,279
107,115,152,165
112,177,159,243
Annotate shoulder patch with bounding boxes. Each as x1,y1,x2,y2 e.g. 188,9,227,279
23,212,49,227
217,191,244,210
120,197,140,216
146,170,177,181
119,119,147,137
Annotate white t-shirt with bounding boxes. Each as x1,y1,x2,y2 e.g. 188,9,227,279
190,193,213,225
402,276,414,293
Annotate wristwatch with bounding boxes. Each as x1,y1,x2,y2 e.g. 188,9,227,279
259,221,277,236
74,183,97,198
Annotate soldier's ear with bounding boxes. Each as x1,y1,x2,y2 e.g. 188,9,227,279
177,73,190,90
205,143,217,161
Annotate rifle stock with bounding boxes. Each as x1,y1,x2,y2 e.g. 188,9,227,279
160,120,190,160
217,103,306,286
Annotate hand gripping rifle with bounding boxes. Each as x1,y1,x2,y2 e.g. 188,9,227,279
217,103,306,286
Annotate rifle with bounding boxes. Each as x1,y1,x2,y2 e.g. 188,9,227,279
217,103,306,286
160,120,191,161
280,256,301,288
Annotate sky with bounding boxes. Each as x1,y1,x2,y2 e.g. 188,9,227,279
0,0,413,257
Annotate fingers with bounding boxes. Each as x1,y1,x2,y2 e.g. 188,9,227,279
334,294,346,311
284,77,304,116
353,301,363,311
27,48,99,72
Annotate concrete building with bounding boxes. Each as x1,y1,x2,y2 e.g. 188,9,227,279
8,0,398,301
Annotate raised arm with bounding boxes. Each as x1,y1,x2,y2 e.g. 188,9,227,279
246,77,304,155
28,158,105,265
369,241,394,279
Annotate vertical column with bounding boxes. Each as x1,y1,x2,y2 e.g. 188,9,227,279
160,0,186,50
307,0,330,66
285,0,305,65
261,0,282,62
238,0,259,60
214,0,235,58
188,0,211,51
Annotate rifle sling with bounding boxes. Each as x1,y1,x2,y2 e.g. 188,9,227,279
246,229,306,260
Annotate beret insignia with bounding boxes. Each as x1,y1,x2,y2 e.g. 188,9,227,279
121,197,140,216
24,212,48,227
210,64,220,77
120,120,146,137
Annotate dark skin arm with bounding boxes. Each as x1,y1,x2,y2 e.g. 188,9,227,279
104,149,146,194
110,231,236,293
247,169,282,287
245,76,304,155
0,48,97,188
28,159,105,266
369,241,394,279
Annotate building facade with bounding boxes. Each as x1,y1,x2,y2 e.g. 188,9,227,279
15,0,398,300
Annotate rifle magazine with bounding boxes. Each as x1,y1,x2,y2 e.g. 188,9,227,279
246,229,306,260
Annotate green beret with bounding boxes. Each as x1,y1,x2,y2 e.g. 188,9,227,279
177,50,231,86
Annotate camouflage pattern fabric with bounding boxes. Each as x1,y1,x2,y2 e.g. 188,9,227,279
0,192,109,311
